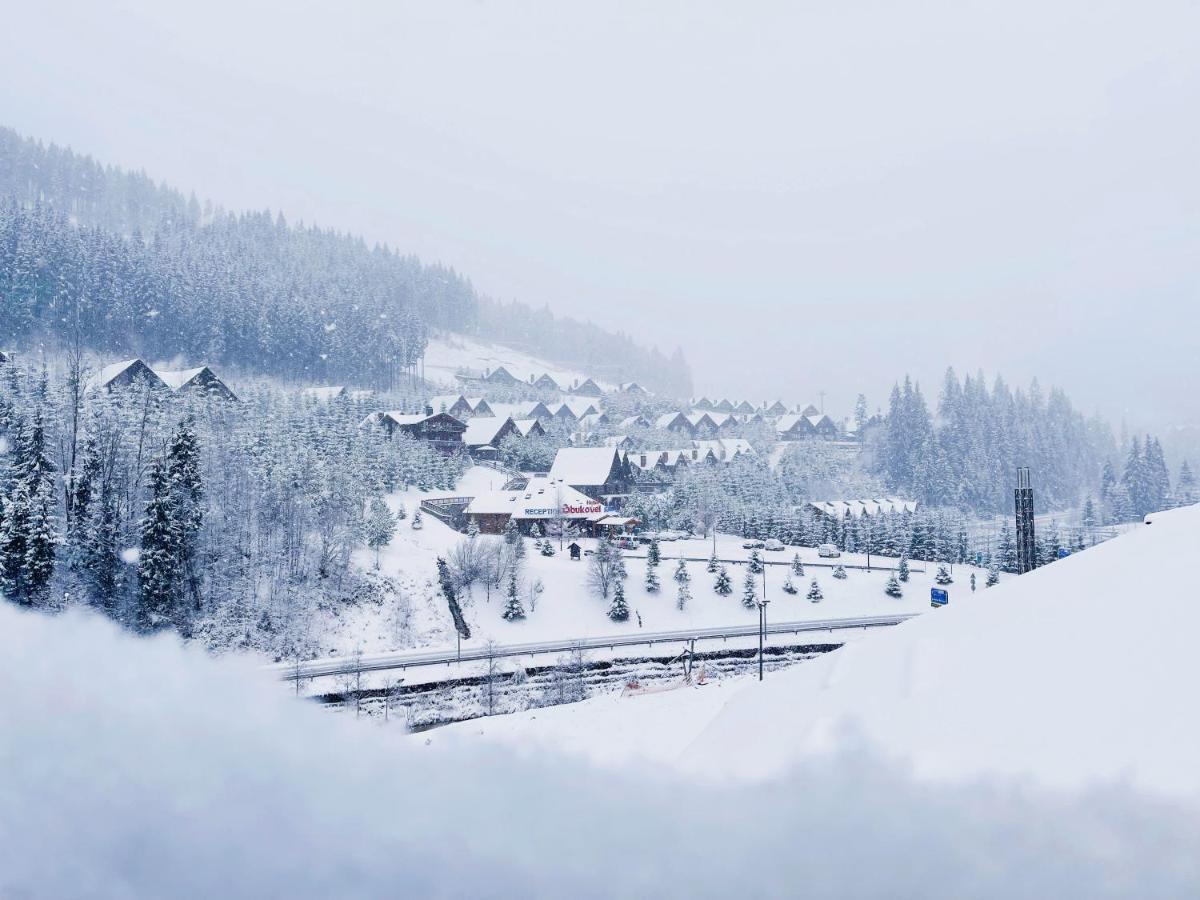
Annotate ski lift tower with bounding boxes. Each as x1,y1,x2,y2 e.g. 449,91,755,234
1015,467,1037,574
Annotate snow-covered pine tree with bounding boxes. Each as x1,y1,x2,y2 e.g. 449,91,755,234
608,581,630,621
647,539,661,566
986,565,1000,587
706,552,718,574
167,417,203,607
1081,497,1097,529
832,564,847,580
411,507,423,529
782,574,797,594
540,539,555,557
502,570,525,620
806,578,823,602
137,458,182,631
1177,460,1196,506
742,567,757,609
676,578,691,611
935,565,953,585
644,560,661,593
714,565,732,596
885,573,903,597
366,497,396,568
674,558,690,584
791,553,804,577
898,555,910,582
970,572,976,592
748,549,763,574
397,502,408,522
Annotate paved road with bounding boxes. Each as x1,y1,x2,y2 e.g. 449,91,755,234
274,612,919,681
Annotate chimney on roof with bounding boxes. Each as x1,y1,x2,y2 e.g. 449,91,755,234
424,404,433,416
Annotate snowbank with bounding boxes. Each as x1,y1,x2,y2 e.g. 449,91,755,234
2,600,1198,897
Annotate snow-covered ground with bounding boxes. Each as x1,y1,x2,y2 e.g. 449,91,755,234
327,466,983,661
3,510,1199,896
427,504,1200,801
423,332,614,393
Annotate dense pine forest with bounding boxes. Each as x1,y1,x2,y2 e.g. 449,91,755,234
0,126,692,395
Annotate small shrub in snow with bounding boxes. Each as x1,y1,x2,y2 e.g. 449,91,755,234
647,539,661,566
885,573,903,598
674,559,690,584
807,578,823,602
540,540,555,557
898,556,910,582
396,503,408,521
970,572,977,592
832,564,847,580
411,509,423,530
782,575,798,595
706,553,718,574
748,550,763,574
936,565,953,585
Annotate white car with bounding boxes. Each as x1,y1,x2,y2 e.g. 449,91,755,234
817,543,841,558
764,539,785,551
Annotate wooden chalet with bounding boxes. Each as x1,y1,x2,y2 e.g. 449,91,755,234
365,411,467,454
158,366,238,401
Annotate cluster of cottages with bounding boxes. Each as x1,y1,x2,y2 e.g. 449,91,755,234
453,364,653,400
86,359,239,401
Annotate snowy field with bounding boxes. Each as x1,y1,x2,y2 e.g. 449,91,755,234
323,466,984,664
422,332,614,393
428,504,1200,801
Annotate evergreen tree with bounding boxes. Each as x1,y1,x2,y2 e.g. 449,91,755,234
806,578,823,602
898,555,910,582
438,557,471,639
644,561,661,593
782,574,798,594
674,558,690,584
748,549,763,574
502,570,525,620
970,572,976,592
540,540,555,557
935,565,953,585
742,567,758,609
1178,460,1196,506
608,580,630,621
1081,497,1097,528
366,497,396,568
706,552,718,574
137,458,182,630
397,502,408,521
885,573,903,598
676,579,691,611
713,566,733,596
0,408,58,606
986,565,1000,587
647,539,661,566
832,564,847,580
791,553,804,577
997,520,1017,572
411,508,423,529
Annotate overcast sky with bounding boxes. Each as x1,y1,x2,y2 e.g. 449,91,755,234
2,1,1197,426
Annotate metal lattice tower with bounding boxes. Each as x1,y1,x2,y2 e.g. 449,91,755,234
1014,467,1037,574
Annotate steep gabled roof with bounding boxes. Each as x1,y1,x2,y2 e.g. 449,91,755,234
461,416,514,447
549,447,621,488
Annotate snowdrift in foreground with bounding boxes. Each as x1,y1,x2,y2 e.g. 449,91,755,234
2,599,1200,896
680,503,1200,793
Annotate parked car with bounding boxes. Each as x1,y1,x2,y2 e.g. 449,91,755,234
742,540,765,550
764,539,785,551
817,543,841,558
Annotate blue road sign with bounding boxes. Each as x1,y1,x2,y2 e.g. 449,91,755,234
930,587,949,607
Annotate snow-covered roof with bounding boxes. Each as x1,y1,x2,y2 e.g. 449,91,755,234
548,447,620,488
429,394,468,413
656,412,688,429
617,415,647,430
513,418,542,437
775,414,805,433
461,416,512,447
805,498,918,518
694,438,755,460
157,366,207,391
465,476,600,519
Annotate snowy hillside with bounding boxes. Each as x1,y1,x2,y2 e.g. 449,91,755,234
423,332,616,393
429,504,1200,799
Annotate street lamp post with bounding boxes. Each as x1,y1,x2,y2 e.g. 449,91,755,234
756,597,771,681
